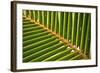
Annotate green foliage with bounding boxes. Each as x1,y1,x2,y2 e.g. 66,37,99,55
23,10,91,62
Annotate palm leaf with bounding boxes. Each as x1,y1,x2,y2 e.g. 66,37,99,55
22,10,91,62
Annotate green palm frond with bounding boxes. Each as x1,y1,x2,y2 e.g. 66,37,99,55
23,10,91,62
